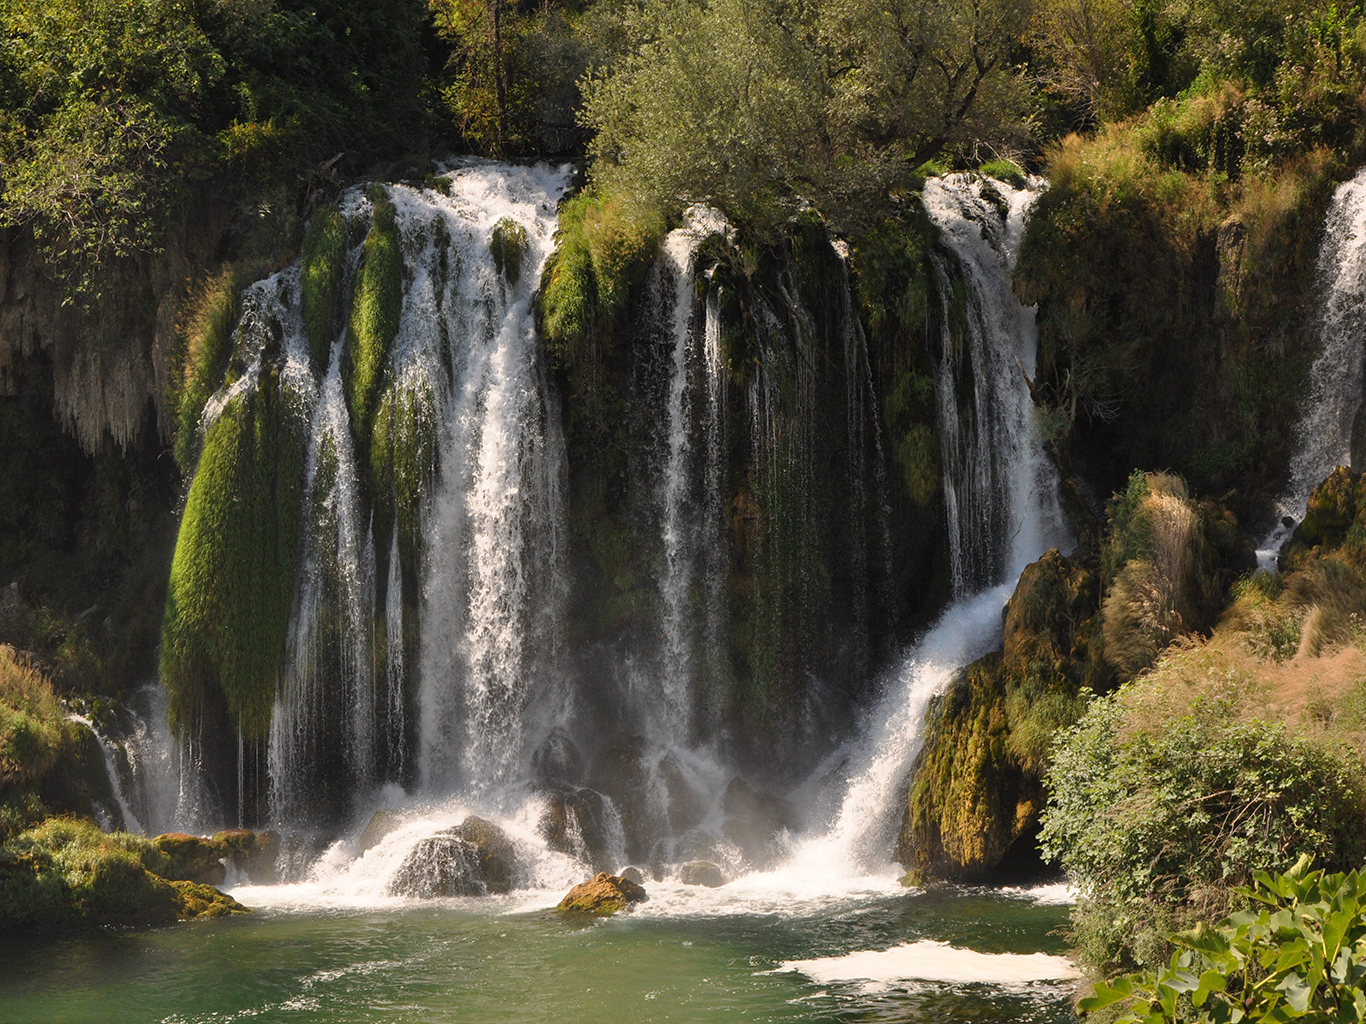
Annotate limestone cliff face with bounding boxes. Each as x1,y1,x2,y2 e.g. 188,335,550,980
0,195,239,452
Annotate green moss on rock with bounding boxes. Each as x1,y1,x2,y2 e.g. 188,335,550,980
489,216,528,286
344,187,403,447
301,202,349,373
172,268,242,474
160,368,307,739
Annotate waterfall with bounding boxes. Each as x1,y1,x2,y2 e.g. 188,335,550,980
785,174,1069,874
1258,168,1366,568
414,165,569,799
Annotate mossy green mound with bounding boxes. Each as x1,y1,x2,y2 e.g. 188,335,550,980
172,268,243,475
0,817,250,933
301,202,349,373
538,188,664,366
160,368,307,739
489,217,528,286
343,187,403,447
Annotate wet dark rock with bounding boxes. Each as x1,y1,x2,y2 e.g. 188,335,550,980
388,816,518,898
589,734,663,862
537,785,615,871
532,727,585,786
619,866,645,885
557,871,647,915
678,860,725,887
721,778,798,867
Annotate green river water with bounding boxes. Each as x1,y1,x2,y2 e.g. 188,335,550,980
0,882,1078,1023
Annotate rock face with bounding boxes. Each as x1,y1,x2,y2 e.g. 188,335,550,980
388,816,518,897
678,860,726,887
556,872,648,915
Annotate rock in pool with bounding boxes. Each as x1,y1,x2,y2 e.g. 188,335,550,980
557,872,648,915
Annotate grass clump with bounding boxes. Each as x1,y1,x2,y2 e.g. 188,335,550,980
344,187,403,447
1041,657,1366,976
160,370,306,739
301,202,349,374
0,646,74,798
978,158,1026,187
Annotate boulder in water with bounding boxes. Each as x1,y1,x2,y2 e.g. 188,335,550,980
678,860,726,887
388,816,518,898
619,865,645,885
212,829,279,884
154,833,227,885
556,872,647,915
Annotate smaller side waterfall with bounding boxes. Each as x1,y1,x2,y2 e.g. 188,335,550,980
924,174,1069,593
1258,168,1366,568
782,174,1070,876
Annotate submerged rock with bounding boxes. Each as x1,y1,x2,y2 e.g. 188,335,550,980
388,816,518,898
721,777,798,867
359,809,401,852
556,872,647,915
170,880,251,919
678,860,725,887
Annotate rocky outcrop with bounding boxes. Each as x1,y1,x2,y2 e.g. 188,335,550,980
898,547,1101,882
154,832,227,885
556,871,648,915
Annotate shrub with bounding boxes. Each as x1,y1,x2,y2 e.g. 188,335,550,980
1082,857,1366,1023
1041,683,1366,974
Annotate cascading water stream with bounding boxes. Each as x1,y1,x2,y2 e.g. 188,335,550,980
782,174,1070,878
1257,167,1366,569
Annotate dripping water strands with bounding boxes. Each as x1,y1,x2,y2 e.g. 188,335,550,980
654,206,732,741
1258,167,1366,569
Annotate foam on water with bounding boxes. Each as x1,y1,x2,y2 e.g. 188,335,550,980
779,940,1080,989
